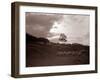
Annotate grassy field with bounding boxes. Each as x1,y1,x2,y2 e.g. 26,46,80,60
26,42,89,67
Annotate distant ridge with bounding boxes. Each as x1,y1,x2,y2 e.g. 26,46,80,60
26,33,49,44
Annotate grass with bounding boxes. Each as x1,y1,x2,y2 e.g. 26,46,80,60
26,42,89,67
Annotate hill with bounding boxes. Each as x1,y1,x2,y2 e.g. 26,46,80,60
26,33,49,44
26,33,89,67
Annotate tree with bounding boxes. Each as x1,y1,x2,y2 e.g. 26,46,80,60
59,33,67,42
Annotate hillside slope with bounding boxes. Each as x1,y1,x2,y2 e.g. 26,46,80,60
26,34,89,67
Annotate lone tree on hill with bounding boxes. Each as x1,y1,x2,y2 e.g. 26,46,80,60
59,33,67,42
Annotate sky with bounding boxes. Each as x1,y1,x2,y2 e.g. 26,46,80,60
26,12,90,45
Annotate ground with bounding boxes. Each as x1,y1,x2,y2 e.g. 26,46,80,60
26,42,89,67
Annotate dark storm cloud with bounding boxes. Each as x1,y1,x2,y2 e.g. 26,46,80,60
26,12,62,38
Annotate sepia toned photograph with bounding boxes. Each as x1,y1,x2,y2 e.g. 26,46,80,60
26,12,90,67
11,2,97,78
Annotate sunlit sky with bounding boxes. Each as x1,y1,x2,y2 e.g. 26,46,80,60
26,12,90,45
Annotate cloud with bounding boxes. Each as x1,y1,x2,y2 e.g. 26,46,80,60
48,14,90,45
26,12,62,38
26,12,90,45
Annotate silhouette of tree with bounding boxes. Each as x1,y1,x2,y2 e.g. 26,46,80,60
59,33,67,42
